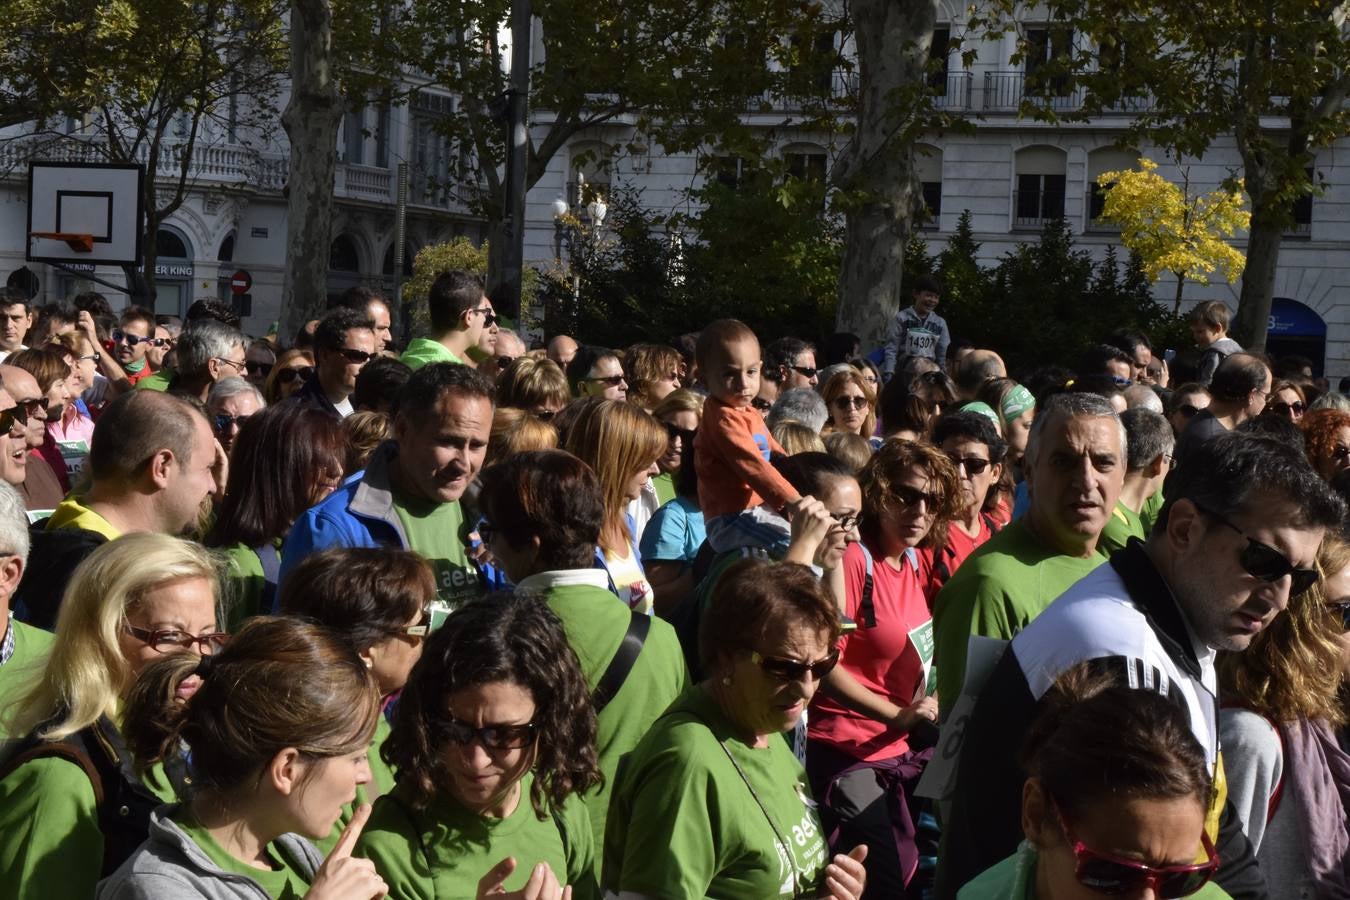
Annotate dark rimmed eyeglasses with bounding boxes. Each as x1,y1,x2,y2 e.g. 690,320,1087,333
946,453,992,476
125,623,229,655
113,329,153,346
214,357,246,374
276,366,315,385
750,649,840,682
335,348,376,365
213,413,252,434
1055,800,1219,898
833,396,868,411
1194,504,1320,596
832,511,860,531
441,717,537,750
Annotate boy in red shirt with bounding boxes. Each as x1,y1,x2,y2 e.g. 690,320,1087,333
693,319,805,552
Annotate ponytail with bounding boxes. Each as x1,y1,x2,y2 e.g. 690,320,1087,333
122,652,203,775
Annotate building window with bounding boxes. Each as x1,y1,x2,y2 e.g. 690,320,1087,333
375,104,391,168
788,28,836,96
714,156,759,190
786,152,827,182
916,144,943,230
1288,167,1313,238
929,27,951,91
1024,25,1073,96
342,105,365,165
1016,173,1065,226
568,141,613,207
329,235,362,273
1086,148,1134,232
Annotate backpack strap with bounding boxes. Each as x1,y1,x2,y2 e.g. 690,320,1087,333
592,610,651,714
857,543,876,628
253,543,282,613
0,739,104,806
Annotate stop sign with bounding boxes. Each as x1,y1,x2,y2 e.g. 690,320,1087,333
229,269,252,295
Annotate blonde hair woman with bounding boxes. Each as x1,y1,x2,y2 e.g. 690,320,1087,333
772,419,827,455
1218,535,1350,893
486,406,559,466
0,534,225,897
821,368,878,442
562,398,667,613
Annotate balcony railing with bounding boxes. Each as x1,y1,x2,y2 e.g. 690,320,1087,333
983,71,1084,112
1283,221,1312,239
933,73,973,111
0,136,287,190
1013,189,1066,228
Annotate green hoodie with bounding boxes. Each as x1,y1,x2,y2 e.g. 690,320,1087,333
398,338,464,372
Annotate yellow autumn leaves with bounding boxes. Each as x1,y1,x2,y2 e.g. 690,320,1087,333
1097,157,1249,289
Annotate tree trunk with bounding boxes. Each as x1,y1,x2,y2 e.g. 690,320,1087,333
280,0,342,342
834,0,936,349
1232,208,1282,352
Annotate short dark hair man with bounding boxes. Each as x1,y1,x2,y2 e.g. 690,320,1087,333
1104,327,1154,382
337,285,394,353
399,270,493,371
281,363,498,611
1079,342,1135,383
936,431,1342,900
113,305,158,386
0,290,32,361
289,308,375,419
761,337,817,403
1174,352,1271,473
14,391,224,628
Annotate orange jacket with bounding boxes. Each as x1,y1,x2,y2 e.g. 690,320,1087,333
694,397,800,519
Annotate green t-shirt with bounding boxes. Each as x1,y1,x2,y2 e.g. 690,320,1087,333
931,520,1104,714
652,471,677,506
0,619,53,741
176,814,311,899
1096,502,1146,559
134,368,172,391
537,579,688,863
221,542,280,629
957,842,1233,900
399,338,464,372
603,685,828,899
319,713,398,855
391,491,483,612
0,755,103,897
356,773,599,900
1140,487,1166,535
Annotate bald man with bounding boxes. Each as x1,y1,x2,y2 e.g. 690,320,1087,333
548,334,579,368
481,330,528,381
955,349,1007,402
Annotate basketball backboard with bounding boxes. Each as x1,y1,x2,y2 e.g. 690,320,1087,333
26,161,144,266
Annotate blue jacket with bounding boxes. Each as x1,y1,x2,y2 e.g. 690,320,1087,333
279,442,504,601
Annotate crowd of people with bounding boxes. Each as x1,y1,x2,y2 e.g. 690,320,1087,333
0,272,1347,900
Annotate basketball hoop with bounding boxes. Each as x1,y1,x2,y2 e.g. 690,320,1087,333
30,231,95,253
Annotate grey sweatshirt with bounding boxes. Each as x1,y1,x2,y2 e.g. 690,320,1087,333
96,806,324,900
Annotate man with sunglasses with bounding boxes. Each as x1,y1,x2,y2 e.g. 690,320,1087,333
933,392,1126,714
112,306,157,386
400,269,494,371
760,336,819,405
0,365,63,510
289,307,375,419
937,430,1343,900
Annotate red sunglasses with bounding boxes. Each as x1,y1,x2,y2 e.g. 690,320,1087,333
1056,802,1219,898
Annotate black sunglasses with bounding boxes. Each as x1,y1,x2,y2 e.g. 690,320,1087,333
276,366,315,385
891,484,940,510
833,396,868,410
1269,400,1305,416
751,649,840,682
788,364,818,379
213,413,252,433
1196,504,1319,596
112,329,153,346
1331,602,1350,631
335,348,375,364
245,361,274,377
946,453,992,475
15,397,49,417
441,717,536,750
584,374,625,386
531,409,557,422
664,421,696,443
469,307,498,328
751,397,773,413
0,405,29,434
496,356,518,370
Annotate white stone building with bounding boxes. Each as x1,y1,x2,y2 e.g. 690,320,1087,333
2,9,1345,374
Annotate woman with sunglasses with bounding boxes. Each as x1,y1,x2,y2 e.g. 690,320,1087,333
356,593,602,898
497,356,570,421
805,440,962,898
205,405,346,626
960,666,1224,900
562,398,666,612
262,348,315,405
1266,380,1307,422
932,411,1009,584
1301,407,1350,483
205,376,265,457
642,389,706,612
1217,533,1350,897
0,534,225,898
1166,383,1211,437
100,616,385,900
821,369,879,446
879,369,957,443
605,559,868,899
279,547,437,837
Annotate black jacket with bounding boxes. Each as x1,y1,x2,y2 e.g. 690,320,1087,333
282,376,342,420
13,521,108,630
934,539,1267,900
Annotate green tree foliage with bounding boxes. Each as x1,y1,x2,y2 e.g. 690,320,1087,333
542,175,841,346
910,211,1187,376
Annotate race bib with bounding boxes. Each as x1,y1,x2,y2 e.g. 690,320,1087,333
904,327,938,358
908,619,937,701
57,440,89,481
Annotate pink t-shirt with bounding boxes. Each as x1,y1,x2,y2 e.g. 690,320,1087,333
808,540,937,762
